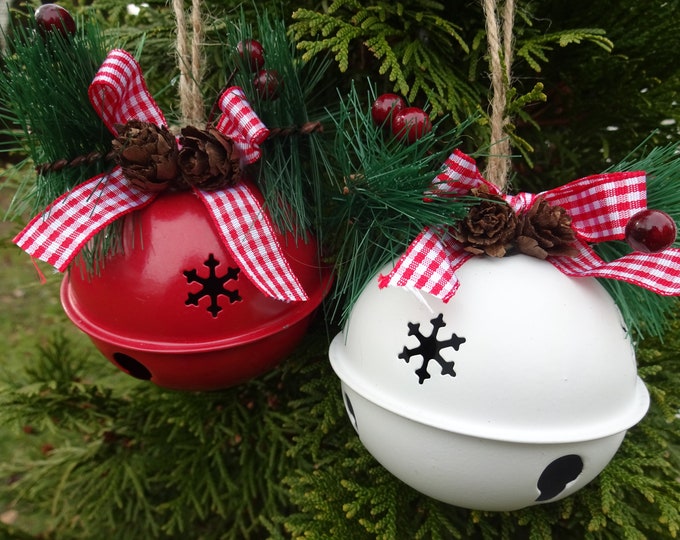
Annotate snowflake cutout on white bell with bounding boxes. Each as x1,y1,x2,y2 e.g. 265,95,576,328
331,254,648,511
329,150,680,511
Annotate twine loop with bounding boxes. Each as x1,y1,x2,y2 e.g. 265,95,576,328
482,0,515,191
173,0,205,126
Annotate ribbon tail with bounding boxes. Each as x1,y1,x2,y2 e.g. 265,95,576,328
13,168,156,272
378,227,472,302
549,239,680,296
195,184,308,302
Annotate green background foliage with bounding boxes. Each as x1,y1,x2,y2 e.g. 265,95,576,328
0,0,679,538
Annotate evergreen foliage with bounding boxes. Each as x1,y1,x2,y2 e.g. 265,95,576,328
511,0,680,189
212,10,333,236
290,0,474,118
288,0,614,161
512,14,613,75
0,318,678,539
0,1,679,539
0,11,113,217
322,82,478,320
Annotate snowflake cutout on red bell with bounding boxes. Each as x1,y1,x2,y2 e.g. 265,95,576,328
184,254,241,317
398,313,466,384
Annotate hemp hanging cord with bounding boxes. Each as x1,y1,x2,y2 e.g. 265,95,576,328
482,0,515,191
173,0,205,126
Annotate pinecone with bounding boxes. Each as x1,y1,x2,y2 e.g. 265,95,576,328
177,126,241,191
112,121,178,192
515,197,578,259
452,187,518,257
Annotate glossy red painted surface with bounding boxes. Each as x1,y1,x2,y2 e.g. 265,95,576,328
61,186,332,390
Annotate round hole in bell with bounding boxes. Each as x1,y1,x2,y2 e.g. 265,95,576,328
343,391,359,432
112,352,152,380
536,454,584,501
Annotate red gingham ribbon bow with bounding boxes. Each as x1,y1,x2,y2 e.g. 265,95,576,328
215,88,269,165
14,49,307,302
379,149,680,300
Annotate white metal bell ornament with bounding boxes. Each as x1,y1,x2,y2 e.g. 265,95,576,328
329,254,650,511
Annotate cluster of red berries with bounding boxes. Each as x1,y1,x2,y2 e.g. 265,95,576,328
236,39,282,101
370,93,432,144
624,208,677,253
35,4,76,37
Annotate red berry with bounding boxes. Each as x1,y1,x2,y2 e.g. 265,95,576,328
41,443,55,456
35,4,76,37
624,209,677,253
236,39,265,72
392,107,432,144
371,93,406,127
253,69,282,100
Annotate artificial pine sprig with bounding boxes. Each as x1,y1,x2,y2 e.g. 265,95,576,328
0,11,114,219
216,10,333,238
592,141,680,339
612,140,680,226
326,82,478,321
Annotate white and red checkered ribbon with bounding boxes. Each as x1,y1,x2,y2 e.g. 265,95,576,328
88,48,168,133
216,87,269,165
379,149,680,299
14,49,307,302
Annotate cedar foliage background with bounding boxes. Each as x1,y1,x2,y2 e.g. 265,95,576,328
0,0,679,538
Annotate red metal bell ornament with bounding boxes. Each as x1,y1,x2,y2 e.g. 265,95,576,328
61,184,332,391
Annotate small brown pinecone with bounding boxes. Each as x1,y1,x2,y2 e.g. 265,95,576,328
112,120,178,191
515,197,578,259
177,126,241,191
452,187,518,257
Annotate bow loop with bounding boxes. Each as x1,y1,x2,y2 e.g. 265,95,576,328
88,49,167,134
215,87,270,165
430,150,499,197
378,227,471,302
537,171,647,242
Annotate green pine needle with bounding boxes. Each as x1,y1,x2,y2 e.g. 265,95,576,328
325,82,478,322
215,9,333,238
0,13,115,219
592,140,680,340
290,0,477,119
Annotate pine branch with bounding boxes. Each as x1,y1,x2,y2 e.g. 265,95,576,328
0,12,114,218
516,28,614,73
215,9,333,237
323,82,478,322
291,6,363,73
590,141,680,340
365,33,408,95
290,0,474,117
0,328,332,539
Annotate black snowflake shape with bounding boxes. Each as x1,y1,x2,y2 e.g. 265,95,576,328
183,254,241,317
398,313,466,384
